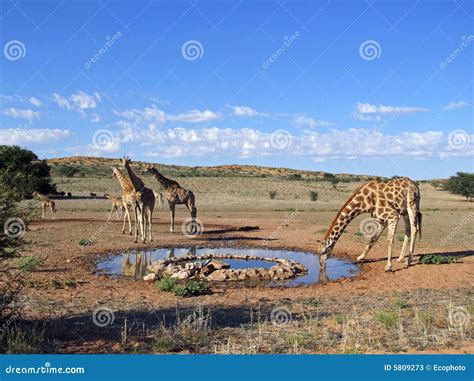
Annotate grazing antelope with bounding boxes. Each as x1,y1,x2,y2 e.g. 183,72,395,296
32,191,57,219
317,177,422,272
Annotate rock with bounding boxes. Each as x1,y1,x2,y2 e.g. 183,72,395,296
171,270,192,280
207,270,228,281
143,273,157,282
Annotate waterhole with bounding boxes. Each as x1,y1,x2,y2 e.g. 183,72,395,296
97,247,359,286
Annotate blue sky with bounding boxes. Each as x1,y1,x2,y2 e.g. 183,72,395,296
0,0,472,179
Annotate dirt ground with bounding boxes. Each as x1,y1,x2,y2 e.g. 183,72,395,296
9,179,474,353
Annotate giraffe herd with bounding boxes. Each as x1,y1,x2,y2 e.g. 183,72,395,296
33,159,423,273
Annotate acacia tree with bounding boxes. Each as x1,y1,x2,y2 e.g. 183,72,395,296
0,145,55,198
445,172,474,201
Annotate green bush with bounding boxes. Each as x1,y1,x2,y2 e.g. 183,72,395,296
157,276,177,292
173,281,211,297
14,256,40,273
269,191,277,200
375,310,398,329
78,239,91,246
420,254,456,265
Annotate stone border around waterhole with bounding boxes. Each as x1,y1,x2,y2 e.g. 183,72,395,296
146,253,308,282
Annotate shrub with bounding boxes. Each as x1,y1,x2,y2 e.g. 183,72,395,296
444,172,473,201
420,254,456,265
14,256,40,273
309,191,318,202
157,276,176,292
375,310,398,329
78,239,91,246
173,281,211,297
269,191,277,199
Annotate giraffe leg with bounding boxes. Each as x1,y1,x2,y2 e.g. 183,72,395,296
133,206,139,243
385,217,399,272
42,204,45,219
108,206,115,221
139,205,146,243
397,214,411,262
357,223,386,262
51,204,56,219
148,208,153,242
185,200,195,233
406,205,418,267
169,202,175,233
122,206,128,234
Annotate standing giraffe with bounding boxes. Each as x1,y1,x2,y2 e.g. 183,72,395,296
32,191,56,219
112,166,137,237
316,177,422,272
121,157,155,243
144,165,197,233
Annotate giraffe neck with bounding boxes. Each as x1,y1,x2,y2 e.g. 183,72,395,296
114,170,134,194
124,164,145,191
324,200,364,249
150,168,180,189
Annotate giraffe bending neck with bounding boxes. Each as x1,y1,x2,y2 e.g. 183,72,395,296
148,167,180,189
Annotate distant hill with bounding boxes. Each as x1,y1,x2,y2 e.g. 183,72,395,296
47,156,373,182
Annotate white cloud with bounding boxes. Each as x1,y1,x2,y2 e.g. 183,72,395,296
0,128,69,145
354,102,429,115
443,101,471,111
293,115,334,128
29,97,42,107
231,105,259,117
52,91,101,115
3,108,40,120
115,105,219,124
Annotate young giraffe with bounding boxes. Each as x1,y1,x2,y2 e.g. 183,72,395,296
111,166,136,236
317,177,422,272
104,193,126,221
32,191,56,219
121,157,155,243
144,165,197,233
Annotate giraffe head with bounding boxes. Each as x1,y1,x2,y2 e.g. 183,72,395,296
143,164,154,175
111,166,120,178
316,238,334,268
120,156,132,168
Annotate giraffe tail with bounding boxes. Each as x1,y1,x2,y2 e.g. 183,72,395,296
417,212,422,240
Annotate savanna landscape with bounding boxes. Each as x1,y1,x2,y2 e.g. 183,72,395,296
1,152,472,354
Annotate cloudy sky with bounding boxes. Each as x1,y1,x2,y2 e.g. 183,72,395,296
0,0,473,179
